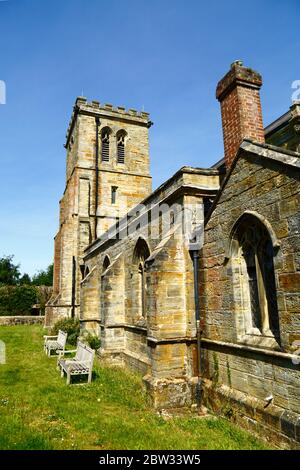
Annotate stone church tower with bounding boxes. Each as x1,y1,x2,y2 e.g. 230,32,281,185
46,98,152,324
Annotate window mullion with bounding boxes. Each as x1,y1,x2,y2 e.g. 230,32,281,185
255,251,269,334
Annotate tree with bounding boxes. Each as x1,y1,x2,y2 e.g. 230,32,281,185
20,273,32,285
37,285,53,315
32,264,53,286
0,255,20,286
0,285,38,316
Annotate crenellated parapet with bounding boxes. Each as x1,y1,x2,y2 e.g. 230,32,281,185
65,97,152,149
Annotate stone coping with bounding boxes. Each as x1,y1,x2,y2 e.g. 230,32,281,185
0,316,45,326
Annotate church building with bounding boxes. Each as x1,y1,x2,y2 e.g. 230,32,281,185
46,62,300,448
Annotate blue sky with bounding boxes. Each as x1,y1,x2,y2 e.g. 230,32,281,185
0,0,299,276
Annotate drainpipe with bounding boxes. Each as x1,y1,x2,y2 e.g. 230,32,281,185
71,256,76,318
191,249,202,408
94,117,100,240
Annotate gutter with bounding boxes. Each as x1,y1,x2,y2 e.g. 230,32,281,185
190,249,202,409
71,256,76,318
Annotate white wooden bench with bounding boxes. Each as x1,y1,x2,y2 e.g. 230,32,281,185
57,341,95,385
44,330,67,357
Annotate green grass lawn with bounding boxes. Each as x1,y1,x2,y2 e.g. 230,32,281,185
0,325,269,450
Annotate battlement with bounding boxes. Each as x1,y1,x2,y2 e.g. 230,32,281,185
65,97,152,146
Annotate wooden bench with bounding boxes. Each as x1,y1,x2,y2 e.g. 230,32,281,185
44,330,67,357
57,341,95,385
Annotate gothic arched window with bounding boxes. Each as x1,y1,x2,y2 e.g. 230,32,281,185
138,262,146,318
116,130,126,164
133,238,150,319
101,127,111,162
230,213,280,346
103,255,110,271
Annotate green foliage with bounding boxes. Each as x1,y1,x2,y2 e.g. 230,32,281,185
0,255,53,289
84,333,101,350
19,273,31,285
0,285,38,316
51,317,80,345
31,264,53,287
0,256,53,316
36,286,52,315
226,358,232,388
212,352,219,386
0,255,20,286
0,415,53,450
0,325,269,450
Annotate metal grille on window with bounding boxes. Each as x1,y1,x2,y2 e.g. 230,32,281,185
102,131,110,162
117,134,125,163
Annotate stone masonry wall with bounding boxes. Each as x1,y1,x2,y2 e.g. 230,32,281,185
81,167,220,408
46,99,152,325
201,143,300,447
0,316,45,326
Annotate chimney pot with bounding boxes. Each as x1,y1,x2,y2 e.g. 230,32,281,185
231,60,243,68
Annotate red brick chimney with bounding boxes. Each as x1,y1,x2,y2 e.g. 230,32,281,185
216,61,265,169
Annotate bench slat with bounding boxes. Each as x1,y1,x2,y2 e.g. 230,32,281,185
57,341,95,384
44,330,68,357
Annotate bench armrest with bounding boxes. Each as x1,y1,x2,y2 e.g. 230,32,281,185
57,349,77,358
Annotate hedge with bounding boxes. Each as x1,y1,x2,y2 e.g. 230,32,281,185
0,285,39,316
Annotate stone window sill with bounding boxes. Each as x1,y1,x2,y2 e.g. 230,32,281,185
237,333,280,350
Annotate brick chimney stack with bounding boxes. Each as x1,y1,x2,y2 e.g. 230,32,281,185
216,61,265,169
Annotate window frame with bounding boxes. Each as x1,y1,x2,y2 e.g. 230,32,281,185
116,130,127,164
132,237,151,321
229,212,281,349
101,127,111,162
111,186,118,205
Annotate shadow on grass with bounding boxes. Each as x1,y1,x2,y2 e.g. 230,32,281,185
59,372,94,385
0,325,270,450
1,368,21,385
0,415,53,450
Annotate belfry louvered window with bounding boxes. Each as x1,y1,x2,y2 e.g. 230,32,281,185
101,128,110,162
117,131,126,164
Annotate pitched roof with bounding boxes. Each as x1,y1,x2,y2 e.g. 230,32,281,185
240,139,300,169
205,139,300,226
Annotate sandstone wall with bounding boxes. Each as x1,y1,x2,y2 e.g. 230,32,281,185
81,168,220,407
0,316,45,326
201,144,300,447
46,100,152,325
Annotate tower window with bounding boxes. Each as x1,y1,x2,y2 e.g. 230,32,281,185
116,130,126,164
111,186,118,204
101,128,111,162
